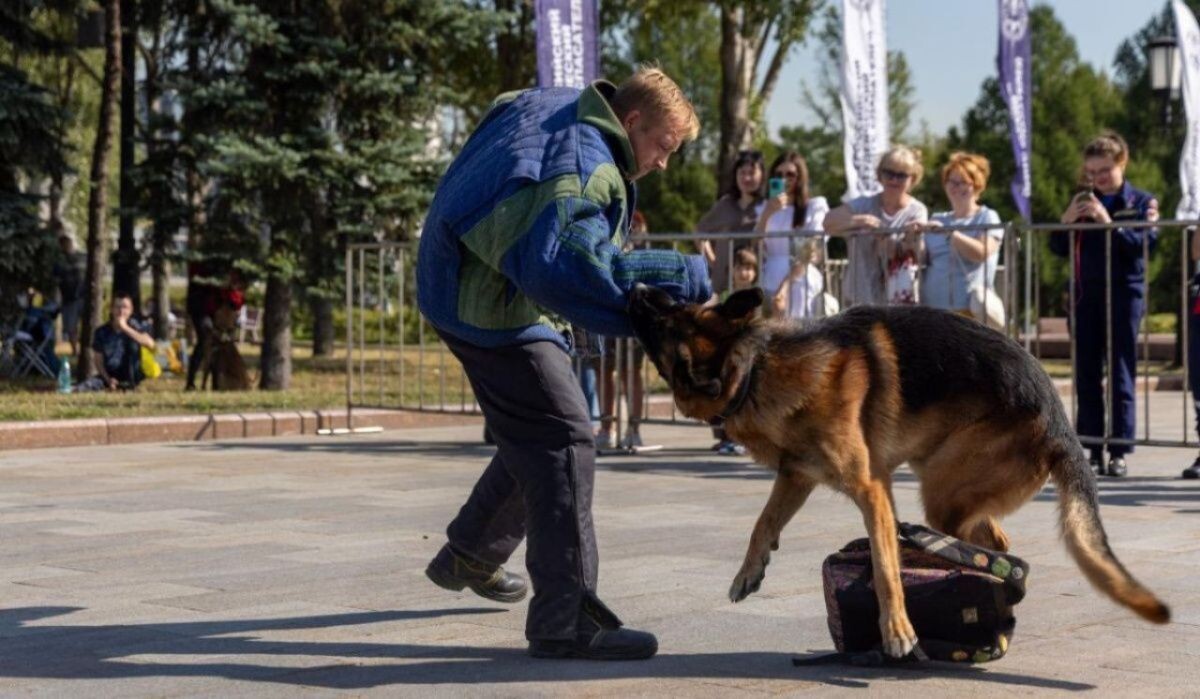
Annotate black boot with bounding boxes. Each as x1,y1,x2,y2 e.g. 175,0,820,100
425,544,527,603
1183,454,1200,480
1089,455,1105,477
1106,457,1128,478
528,597,657,660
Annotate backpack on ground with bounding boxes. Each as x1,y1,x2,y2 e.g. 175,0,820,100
796,522,1029,666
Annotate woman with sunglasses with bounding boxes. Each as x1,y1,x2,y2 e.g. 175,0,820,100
755,151,829,310
1049,132,1159,479
823,145,929,306
696,150,766,295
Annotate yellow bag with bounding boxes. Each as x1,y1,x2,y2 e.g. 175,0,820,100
141,346,163,380
166,340,184,374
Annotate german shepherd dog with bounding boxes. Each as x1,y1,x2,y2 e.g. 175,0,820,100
200,304,251,391
627,285,1169,658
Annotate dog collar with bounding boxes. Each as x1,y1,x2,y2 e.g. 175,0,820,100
708,364,755,426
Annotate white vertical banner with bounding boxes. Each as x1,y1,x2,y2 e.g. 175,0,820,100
1174,0,1200,219
840,0,890,200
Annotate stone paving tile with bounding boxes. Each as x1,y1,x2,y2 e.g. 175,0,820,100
2,405,1200,695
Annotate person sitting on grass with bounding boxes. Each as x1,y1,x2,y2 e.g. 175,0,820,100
73,293,155,393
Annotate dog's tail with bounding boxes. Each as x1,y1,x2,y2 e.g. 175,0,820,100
1049,437,1169,624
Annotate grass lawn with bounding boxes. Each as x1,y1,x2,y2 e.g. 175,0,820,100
0,343,475,422
4,338,1184,423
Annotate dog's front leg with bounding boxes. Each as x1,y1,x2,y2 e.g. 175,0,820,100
729,469,815,603
848,474,917,658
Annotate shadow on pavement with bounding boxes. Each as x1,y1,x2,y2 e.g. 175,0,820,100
172,440,777,479
0,606,1094,690
1035,477,1200,511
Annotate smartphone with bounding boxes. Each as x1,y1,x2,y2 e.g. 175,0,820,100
768,177,786,198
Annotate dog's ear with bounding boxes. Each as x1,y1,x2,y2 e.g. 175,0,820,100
718,288,763,322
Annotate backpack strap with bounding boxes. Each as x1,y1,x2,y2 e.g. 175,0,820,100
897,522,1029,604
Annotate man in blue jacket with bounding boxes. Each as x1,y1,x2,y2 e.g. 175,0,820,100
417,67,710,660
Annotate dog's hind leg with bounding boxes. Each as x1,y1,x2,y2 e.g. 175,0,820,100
728,469,815,603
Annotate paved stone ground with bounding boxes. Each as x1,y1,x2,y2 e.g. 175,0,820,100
2,396,1200,697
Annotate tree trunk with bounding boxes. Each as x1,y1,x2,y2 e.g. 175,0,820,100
144,29,172,340
113,0,140,308
182,3,205,331
77,0,121,379
259,257,292,390
310,294,334,357
717,7,755,196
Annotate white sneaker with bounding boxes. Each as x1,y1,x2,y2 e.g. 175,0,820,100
595,430,614,450
620,431,643,449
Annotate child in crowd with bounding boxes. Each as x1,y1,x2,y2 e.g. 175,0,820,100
712,246,759,456
772,238,826,320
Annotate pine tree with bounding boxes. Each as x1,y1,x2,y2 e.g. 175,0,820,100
0,3,74,326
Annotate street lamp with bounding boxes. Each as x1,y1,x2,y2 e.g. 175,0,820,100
1148,35,1182,127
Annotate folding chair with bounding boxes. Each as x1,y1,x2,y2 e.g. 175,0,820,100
238,306,262,344
12,329,56,378
12,307,60,378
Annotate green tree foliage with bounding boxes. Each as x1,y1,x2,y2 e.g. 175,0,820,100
945,6,1127,315
779,3,918,209
170,0,496,386
0,3,74,325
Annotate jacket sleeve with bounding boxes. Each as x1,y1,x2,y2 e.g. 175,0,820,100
1048,231,1069,257
1113,194,1159,260
494,195,712,337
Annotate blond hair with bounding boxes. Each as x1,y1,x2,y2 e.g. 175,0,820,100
1083,131,1129,167
941,151,991,192
877,145,924,187
610,64,701,141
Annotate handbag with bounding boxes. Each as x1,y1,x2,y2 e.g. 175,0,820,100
970,286,1006,331
950,242,1006,330
140,346,163,380
795,522,1029,666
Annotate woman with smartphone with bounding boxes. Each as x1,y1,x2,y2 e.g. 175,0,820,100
755,151,829,307
696,150,766,296
1050,132,1160,478
823,145,929,306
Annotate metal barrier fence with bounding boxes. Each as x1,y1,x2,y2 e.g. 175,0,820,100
346,219,1200,452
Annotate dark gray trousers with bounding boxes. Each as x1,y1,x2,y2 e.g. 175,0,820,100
438,330,600,641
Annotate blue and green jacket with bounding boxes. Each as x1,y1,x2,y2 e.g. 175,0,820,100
416,81,712,351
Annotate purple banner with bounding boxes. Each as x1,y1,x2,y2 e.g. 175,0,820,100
536,0,599,89
997,0,1032,220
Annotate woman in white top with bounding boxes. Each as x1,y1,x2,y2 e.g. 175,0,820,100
755,151,829,301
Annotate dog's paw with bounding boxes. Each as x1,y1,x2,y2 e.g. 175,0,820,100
880,613,919,659
728,560,767,603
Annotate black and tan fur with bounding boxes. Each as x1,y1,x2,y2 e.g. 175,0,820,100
200,304,251,391
627,285,1169,658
